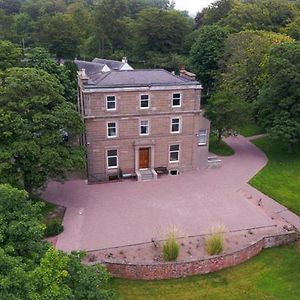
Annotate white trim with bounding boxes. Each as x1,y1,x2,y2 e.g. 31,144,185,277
198,129,208,146
172,92,181,107
140,94,150,109
106,149,118,169
170,117,181,133
106,95,116,111
139,119,150,136
83,85,202,94
106,121,118,138
169,144,180,163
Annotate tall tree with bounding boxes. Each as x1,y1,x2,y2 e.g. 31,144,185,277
221,30,293,103
205,90,249,141
189,25,229,95
0,40,21,70
0,68,85,195
256,42,300,153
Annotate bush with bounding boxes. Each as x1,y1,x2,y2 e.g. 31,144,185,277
44,220,64,237
205,226,225,255
163,231,180,261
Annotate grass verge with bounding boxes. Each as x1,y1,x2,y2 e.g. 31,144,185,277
237,121,264,137
110,243,300,300
209,134,234,156
250,137,300,215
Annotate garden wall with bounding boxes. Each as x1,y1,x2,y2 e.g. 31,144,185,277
101,232,298,280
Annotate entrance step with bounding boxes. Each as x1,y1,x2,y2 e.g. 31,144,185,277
137,169,157,181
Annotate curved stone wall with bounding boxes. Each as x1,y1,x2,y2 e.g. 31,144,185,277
100,232,298,280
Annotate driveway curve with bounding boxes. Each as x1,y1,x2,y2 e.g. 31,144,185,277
43,135,290,252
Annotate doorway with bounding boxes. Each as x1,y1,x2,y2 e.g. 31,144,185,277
139,148,150,169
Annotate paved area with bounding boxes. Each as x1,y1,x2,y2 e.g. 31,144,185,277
43,135,297,252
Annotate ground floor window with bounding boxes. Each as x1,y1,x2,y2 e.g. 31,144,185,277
198,129,208,146
107,149,118,168
169,144,180,162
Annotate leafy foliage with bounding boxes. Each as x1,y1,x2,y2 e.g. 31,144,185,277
0,40,21,70
205,226,225,255
189,25,229,93
0,67,85,194
205,91,249,141
256,42,300,152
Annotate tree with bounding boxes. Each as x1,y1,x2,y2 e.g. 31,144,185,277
0,40,21,70
0,68,85,195
205,91,249,141
135,8,193,56
222,0,298,32
256,42,300,153
280,16,300,40
38,13,80,59
195,0,237,28
24,47,76,102
0,184,45,258
221,30,294,103
189,25,229,95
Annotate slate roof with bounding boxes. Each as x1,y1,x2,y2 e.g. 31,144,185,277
75,59,200,88
74,60,106,76
92,58,125,70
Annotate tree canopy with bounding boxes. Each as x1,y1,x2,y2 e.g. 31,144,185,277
0,67,84,195
256,42,300,152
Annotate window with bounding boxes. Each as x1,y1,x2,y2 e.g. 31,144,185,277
171,118,180,133
198,129,208,145
107,149,118,168
140,120,149,135
107,122,117,138
106,96,116,110
169,144,180,162
140,94,149,109
169,169,179,176
172,93,181,107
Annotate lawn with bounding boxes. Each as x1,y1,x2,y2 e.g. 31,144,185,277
250,137,300,215
209,134,234,156
237,121,264,137
110,243,300,300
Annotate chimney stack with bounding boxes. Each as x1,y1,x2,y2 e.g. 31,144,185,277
179,65,196,81
79,68,89,84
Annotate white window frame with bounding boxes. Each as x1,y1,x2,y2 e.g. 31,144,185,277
169,144,180,163
198,129,208,146
107,149,118,169
107,121,117,138
140,94,150,109
172,93,181,107
140,119,149,136
171,117,181,133
106,95,116,111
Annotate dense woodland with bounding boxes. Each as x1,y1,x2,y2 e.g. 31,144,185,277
0,0,300,299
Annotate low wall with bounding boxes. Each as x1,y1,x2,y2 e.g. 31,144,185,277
101,232,298,280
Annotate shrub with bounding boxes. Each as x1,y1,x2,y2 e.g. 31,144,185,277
163,230,180,261
205,225,225,255
44,220,64,237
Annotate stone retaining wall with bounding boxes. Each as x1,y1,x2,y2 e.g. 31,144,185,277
100,232,298,280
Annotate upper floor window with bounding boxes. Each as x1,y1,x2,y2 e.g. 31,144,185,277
140,94,149,109
198,129,208,146
169,144,180,162
106,96,116,110
140,120,149,135
107,149,118,168
172,93,181,107
107,122,117,138
171,118,181,133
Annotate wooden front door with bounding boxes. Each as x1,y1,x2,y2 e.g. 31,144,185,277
139,148,150,169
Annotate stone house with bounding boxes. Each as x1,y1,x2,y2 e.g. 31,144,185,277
75,58,210,182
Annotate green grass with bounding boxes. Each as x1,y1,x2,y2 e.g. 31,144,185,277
209,134,234,156
110,244,300,300
237,122,264,137
250,137,300,215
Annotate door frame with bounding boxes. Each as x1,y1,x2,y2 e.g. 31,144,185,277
139,147,150,170
134,144,155,172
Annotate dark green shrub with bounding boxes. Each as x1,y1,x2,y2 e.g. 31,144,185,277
163,231,180,261
44,220,64,237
